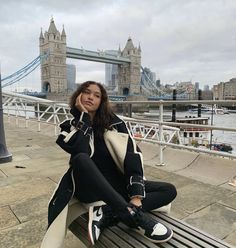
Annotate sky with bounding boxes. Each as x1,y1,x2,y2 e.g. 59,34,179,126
1,0,236,91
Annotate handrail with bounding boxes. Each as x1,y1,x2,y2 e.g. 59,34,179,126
2,91,236,162
110,99,236,105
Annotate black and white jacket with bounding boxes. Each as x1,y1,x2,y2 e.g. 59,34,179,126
40,108,144,248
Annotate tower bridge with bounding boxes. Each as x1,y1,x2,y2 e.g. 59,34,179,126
2,18,160,101
40,18,142,98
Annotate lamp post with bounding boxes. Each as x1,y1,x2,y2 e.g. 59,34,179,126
0,70,12,163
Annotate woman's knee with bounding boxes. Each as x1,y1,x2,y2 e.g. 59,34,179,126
168,183,177,201
71,153,91,170
73,152,90,161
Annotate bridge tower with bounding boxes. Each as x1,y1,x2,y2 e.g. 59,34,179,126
39,18,67,93
118,38,141,96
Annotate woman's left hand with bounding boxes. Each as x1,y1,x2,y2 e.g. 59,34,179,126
75,93,88,113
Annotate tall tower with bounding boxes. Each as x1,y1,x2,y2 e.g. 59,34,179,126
118,38,141,95
39,18,67,93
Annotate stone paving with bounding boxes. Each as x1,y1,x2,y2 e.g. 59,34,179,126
1,117,236,247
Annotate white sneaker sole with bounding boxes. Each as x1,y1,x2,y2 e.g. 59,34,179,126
135,228,174,243
88,206,95,245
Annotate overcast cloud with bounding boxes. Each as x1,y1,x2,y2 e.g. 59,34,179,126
1,0,236,91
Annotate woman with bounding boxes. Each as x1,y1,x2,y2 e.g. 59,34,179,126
41,81,177,247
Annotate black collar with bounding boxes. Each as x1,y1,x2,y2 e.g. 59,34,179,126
110,114,123,127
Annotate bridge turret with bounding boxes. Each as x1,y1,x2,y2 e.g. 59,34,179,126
138,42,141,53
48,17,58,34
61,25,66,42
40,18,67,94
118,37,141,96
39,28,44,44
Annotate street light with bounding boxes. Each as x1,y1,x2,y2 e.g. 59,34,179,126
0,69,12,163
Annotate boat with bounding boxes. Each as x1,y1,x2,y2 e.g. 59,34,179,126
174,116,233,153
175,116,211,147
188,107,229,115
122,113,233,153
210,143,233,152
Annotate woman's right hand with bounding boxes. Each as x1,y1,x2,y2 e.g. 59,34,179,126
75,93,88,113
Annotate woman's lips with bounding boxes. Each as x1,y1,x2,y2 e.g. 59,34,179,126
84,101,93,106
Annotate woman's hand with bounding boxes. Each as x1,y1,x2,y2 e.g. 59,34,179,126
130,197,142,207
75,93,88,113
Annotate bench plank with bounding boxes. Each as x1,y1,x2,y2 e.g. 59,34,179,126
69,212,234,248
117,223,181,248
150,214,213,248
153,213,234,248
70,216,120,248
111,226,148,248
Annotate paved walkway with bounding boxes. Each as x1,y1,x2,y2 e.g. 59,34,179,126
1,116,236,248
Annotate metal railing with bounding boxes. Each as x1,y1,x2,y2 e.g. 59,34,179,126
2,91,236,163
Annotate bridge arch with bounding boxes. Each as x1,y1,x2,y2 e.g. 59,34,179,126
123,87,129,95
42,82,51,93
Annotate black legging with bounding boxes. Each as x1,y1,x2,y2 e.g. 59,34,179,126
72,153,177,212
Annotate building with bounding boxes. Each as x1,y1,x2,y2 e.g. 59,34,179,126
67,64,76,92
203,84,210,91
202,89,213,100
195,82,200,95
213,78,236,100
224,78,236,100
105,50,119,90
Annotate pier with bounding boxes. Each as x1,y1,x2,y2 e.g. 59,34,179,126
0,116,236,248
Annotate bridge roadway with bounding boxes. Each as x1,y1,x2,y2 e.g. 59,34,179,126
0,116,236,248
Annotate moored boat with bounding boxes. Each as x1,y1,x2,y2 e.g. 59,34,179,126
188,107,229,115
175,116,211,146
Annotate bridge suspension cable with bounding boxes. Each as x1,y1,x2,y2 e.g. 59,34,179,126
1,51,49,88
140,66,165,95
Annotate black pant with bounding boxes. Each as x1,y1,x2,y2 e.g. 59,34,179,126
72,153,177,212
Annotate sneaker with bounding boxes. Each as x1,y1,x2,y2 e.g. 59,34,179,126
130,205,173,243
88,205,118,245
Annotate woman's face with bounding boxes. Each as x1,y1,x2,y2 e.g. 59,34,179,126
80,84,102,114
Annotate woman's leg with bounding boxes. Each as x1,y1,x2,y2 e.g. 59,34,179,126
72,154,175,244
142,181,177,211
72,153,138,244
72,153,128,212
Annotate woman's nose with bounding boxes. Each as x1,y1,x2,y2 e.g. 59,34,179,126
88,93,93,99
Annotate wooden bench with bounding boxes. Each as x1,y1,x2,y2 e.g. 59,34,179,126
69,212,234,248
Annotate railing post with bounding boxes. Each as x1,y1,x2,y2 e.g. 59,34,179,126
53,103,57,136
24,102,27,128
158,101,165,166
128,103,132,118
15,101,18,126
37,102,41,132
7,103,10,122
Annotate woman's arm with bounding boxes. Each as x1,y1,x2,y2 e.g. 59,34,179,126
116,121,145,201
56,109,92,155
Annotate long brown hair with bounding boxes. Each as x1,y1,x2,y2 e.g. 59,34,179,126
70,81,114,138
